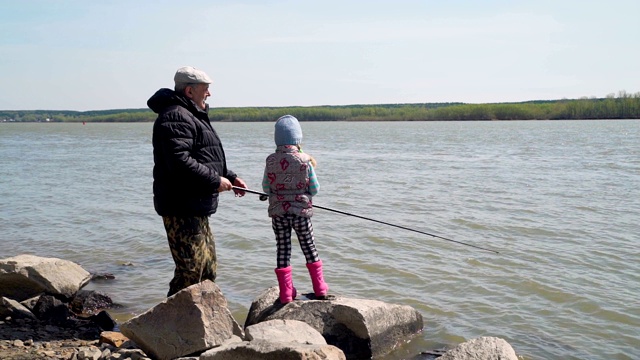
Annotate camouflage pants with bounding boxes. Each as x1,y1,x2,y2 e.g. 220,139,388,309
162,215,217,297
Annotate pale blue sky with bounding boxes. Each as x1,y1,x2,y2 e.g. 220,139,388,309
1,0,638,111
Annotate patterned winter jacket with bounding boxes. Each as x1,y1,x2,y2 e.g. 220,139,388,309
262,145,318,218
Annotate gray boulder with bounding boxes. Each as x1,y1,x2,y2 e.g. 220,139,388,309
199,338,346,360
0,296,37,320
438,336,518,360
245,287,423,359
119,280,243,360
245,319,327,345
0,254,92,301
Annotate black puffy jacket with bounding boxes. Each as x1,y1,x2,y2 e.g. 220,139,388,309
148,88,237,216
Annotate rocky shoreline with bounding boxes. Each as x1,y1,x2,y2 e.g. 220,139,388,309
0,316,113,360
0,255,151,360
1,254,520,360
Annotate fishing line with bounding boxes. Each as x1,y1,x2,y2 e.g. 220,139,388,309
232,186,499,254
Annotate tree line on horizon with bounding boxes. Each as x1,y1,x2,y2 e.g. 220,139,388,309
2,91,639,123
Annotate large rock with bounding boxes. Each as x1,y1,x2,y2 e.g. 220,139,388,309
0,254,92,301
70,289,114,316
245,287,423,359
438,336,518,360
32,294,70,323
119,280,243,360
200,338,346,360
245,319,327,345
0,296,37,320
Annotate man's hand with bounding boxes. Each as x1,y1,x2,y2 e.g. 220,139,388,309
232,177,247,197
217,177,233,192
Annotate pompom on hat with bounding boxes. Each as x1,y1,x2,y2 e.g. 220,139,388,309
274,115,303,146
174,66,212,85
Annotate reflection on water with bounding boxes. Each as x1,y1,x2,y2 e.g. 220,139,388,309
1,120,639,360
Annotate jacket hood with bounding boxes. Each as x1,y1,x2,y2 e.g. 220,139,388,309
147,88,197,114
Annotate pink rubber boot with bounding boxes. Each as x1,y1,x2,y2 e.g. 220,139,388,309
306,260,329,298
274,266,297,304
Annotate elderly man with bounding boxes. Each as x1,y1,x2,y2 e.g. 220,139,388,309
148,66,247,296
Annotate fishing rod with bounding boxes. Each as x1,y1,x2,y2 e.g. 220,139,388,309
232,186,499,254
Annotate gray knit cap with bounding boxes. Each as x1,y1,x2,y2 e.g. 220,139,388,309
274,115,303,146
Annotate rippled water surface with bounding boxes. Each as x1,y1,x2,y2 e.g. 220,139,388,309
1,120,638,359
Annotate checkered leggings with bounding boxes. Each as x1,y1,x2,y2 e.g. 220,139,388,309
272,214,320,268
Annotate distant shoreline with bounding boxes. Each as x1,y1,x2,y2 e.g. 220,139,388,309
3,118,640,124
2,94,640,122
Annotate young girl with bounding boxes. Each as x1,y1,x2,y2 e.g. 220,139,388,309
262,115,328,304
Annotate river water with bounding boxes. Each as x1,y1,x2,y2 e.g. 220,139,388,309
1,120,638,359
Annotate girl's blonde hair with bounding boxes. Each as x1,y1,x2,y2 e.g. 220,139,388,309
297,145,317,167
